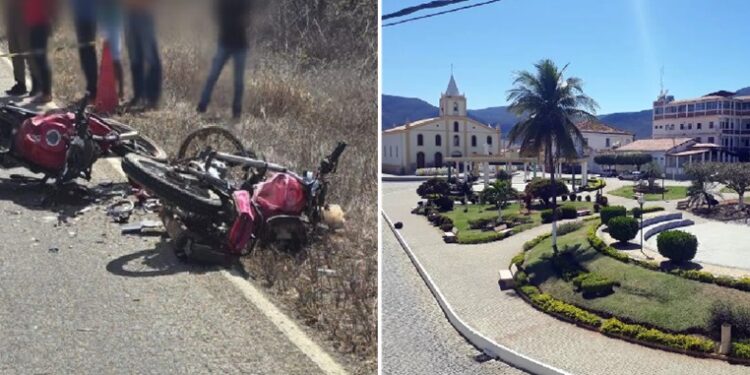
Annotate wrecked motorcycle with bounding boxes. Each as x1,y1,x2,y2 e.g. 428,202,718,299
0,98,167,188
121,126,346,262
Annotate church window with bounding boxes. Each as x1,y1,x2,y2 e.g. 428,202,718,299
471,136,477,147
417,134,424,146
487,136,493,145
453,122,459,132
435,134,442,146
453,135,460,146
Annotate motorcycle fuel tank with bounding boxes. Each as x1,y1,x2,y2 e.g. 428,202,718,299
14,113,74,172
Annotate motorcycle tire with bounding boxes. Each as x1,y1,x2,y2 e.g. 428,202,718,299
177,125,255,161
108,122,169,162
121,153,223,215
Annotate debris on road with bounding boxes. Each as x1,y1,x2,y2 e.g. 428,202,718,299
107,200,135,223
394,222,403,229
48,247,59,253
120,220,164,235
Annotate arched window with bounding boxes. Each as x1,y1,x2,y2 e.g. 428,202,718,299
471,135,477,147
453,122,459,132
487,136,493,145
434,152,443,168
417,134,424,146
453,102,459,113
453,135,460,147
435,134,442,146
416,152,425,169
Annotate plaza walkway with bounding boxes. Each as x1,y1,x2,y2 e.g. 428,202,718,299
383,180,749,375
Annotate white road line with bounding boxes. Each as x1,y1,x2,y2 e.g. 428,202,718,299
0,52,349,374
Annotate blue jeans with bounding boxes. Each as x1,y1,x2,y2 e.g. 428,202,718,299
199,46,248,115
125,11,162,105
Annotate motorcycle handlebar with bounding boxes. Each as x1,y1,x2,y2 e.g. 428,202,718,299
319,142,347,175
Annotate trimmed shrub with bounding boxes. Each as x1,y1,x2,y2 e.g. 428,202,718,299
709,301,750,340
511,252,525,268
601,318,714,353
495,170,513,181
600,205,627,225
732,342,750,360
560,205,578,220
736,277,750,292
523,233,551,251
593,203,601,213
678,270,715,283
608,216,639,243
561,195,568,202
468,217,495,230
434,196,455,212
715,276,737,288
524,178,569,207
457,232,509,244
518,284,538,297
584,195,591,202
541,209,555,224
569,193,577,201
529,293,602,327
657,230,698,263
417,178,450,198
439,223,453,232
514,271,530,286
572,273,616,296
631,206,665,218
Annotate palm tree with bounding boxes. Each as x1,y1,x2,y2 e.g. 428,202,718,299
507,59,598,254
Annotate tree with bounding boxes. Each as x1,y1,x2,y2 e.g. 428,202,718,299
717,163,750,210
684,163,720,208
507,59,598,253
641,160,663,190
481,180,518,217
417,178,450,199
608,216,638,244
524,178,569,207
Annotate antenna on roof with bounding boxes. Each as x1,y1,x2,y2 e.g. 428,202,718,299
658,66,669,100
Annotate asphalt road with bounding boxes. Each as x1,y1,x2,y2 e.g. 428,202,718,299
0,64,336,374
381,227,527,375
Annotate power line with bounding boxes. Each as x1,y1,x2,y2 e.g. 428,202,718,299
383,0,503,27
382,0,471,20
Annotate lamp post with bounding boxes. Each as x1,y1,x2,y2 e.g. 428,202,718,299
661,173,666,201
637,193,647,258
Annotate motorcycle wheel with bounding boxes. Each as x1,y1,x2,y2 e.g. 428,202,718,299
177,125,256,161
108,122,169,162
121,153,223,215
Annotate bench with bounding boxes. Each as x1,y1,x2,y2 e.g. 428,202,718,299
676,200,690,210
498,269,515,290
576,209,591,217
443,227,458,243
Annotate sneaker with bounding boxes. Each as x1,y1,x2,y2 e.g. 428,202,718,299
5,83,27,96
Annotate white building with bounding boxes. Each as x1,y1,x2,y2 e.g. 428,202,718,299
614,137,737,179
382,75,501,175
652,90,750,159
577,120,634,173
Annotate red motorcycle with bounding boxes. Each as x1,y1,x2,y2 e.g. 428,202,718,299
0,98,166,188
121,126,346,262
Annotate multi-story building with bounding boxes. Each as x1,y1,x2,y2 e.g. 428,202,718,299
382,75,501,175
652,90,750,159
576,120,634,173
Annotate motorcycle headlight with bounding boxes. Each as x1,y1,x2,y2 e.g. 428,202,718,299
45,129,61,147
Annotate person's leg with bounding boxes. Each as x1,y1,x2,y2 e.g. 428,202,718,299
198,46,230,112
30,25,52,101
74,18,98,98
104,22,125,99
231,48,248,118
7,18,27,92
125,13,144,103
140,14,162,107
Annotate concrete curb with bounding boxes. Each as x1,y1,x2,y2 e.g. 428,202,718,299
382,211,572,375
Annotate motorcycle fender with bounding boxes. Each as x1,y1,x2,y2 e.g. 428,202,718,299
227,190,257,254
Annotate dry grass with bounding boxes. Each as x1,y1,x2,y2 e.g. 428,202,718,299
28,1,377,372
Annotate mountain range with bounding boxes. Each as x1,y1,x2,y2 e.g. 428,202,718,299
383,87,750,140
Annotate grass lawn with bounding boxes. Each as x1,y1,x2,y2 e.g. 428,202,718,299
524,223,750,334
608,185,688,201
443,200,594,244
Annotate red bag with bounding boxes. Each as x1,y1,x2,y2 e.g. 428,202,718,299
253,173,306,218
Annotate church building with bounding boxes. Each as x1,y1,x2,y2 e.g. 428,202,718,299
382,75,502,175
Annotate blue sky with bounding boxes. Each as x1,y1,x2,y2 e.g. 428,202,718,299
383,0,750,114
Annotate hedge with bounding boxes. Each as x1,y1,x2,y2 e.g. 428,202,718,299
601,318,715,353
541,205,579,223
732,342,750,359
600,205,626,225
572,273,616,296
657,230,698,263
608,216,639,243
511,252,525,269
523,233,552,251
631,206,665,218
528,292,603,327
457,231,510,244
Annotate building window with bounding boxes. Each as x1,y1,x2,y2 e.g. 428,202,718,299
416,152,425,169
605,138,610,147
417,134,423,146
709,122,714,129
708,137,715,144
453,122,459,132
695,102,705,111
435,134,442,146
680,124,684,130
434,152,443,167
487,136,493,145
688,123,692,130
453,102,459,114
453,135,460,147
471,135,477,147
697,123,702,130
389,146,392,157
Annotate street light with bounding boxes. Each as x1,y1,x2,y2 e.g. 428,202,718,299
637,193,648,259
661,173,666,201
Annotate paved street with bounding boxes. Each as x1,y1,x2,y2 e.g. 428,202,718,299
382,227,526,375
0,61,342,374
383,179,750,375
